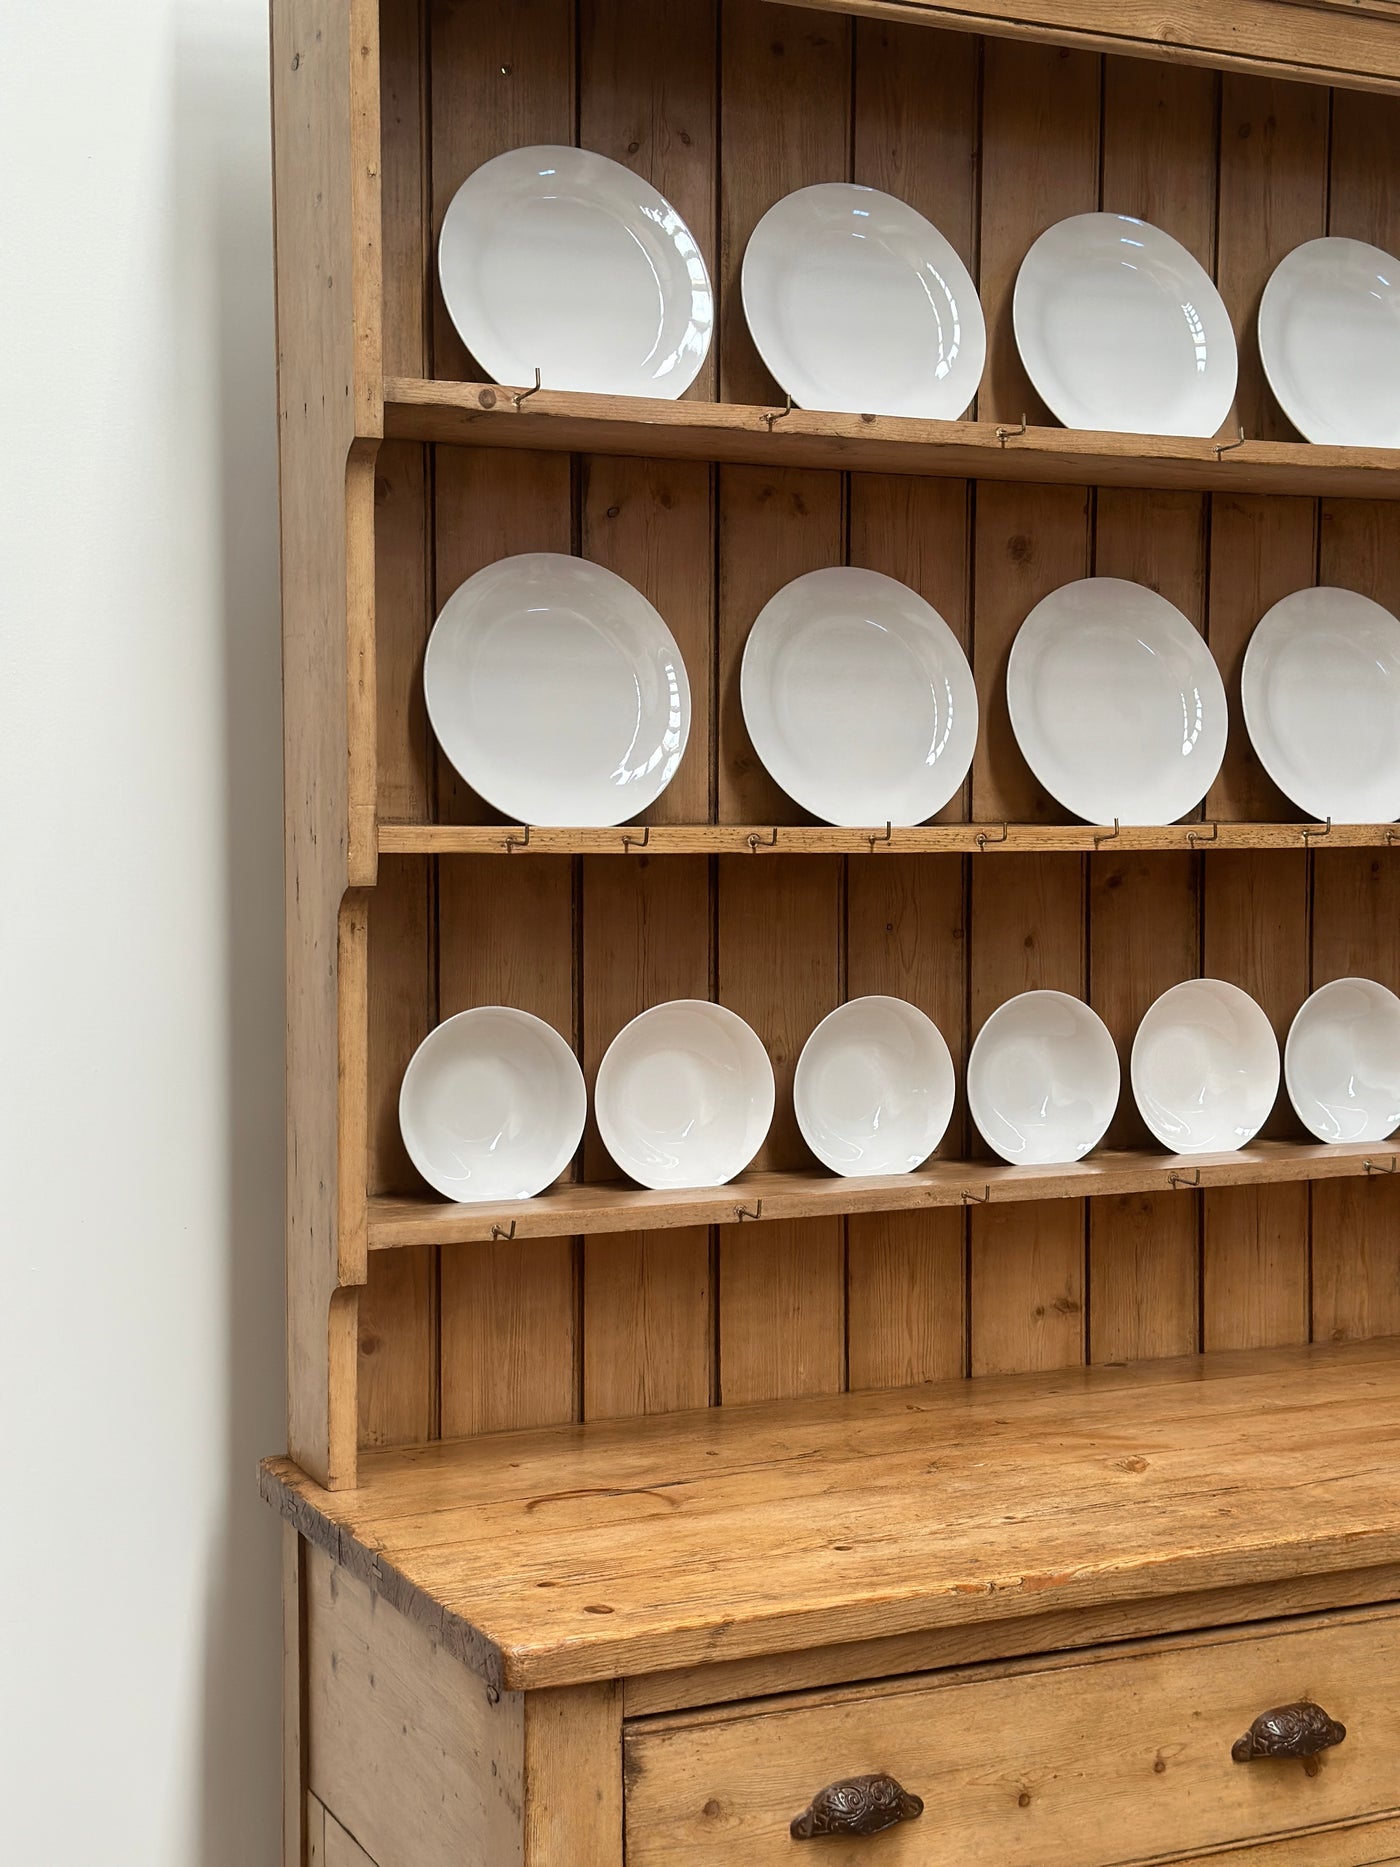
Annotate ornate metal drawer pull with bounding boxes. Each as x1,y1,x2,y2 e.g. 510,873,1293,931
1233,1701,1346,1774
790,1773,924,1840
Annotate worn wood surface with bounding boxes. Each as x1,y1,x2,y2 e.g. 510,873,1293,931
304,1543,524,1867
523,1683,624,1867
365,1139,1400,1249
771,0,1400,91
625,1607,1400,1866
265,1337,1400,1691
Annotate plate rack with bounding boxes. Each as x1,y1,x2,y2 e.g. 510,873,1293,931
274,0,1400,1495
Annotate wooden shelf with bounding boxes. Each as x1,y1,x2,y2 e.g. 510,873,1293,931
383,376,1400,499
378,820,1398,857
262,1336,1400,1691
368,1138,1398,1250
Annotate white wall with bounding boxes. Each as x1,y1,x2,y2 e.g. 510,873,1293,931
1,2,284,1861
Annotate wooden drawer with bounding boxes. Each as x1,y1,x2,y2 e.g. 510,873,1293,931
624,1607,1400,1866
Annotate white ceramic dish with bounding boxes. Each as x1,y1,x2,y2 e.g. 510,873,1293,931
967,991,1119,1166
399,1008,586,1203
793,996,956,1178
741,182,985,419
1013,212,1237,437
438,144,713,397
1259,237,1400,447
1285,977,1400,1145
740,567,978,826
1241,587,1400,824
424,552,691,826
1131,979,1279,1155
594,1001,775,1190
1006,577,1227,825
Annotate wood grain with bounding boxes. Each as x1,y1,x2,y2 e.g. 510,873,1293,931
523,1683,624,1867
624,1609,1400,1867
265,1336,1400,1691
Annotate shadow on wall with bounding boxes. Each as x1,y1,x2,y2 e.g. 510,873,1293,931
175,12,286,1866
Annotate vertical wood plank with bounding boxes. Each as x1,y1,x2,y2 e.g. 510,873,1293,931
581,854,713,1419
1091,35,1215,1366
523,1683,624,1867
429,0,574,381
1313,469,1400,1343
978,39,1101,424
284,1527,308,1867
969,854,1086,1374
379,0,428,382
428,0,580,1439
1201,81,1328,1355
846,857,968,1387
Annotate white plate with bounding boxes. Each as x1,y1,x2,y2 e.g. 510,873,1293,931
741,182,985,419
967,991,1119,1166
438,144,713,397
1259,237,1400,447
1286,977,1400,1144
1006,577,1227,825
794,996,956,1178
1241,587,1400,824
595,1001,775,1190
1131,979,1279,1155
399,1008,586,1203
740,567,978,826
424,552,691,826
1014,213,1237,437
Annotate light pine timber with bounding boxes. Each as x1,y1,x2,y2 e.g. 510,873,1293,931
383,378,1400,501
262,1336,1400,1692
366,1139,1400,1250
272,0,382,1489
768,0,1400,92
623,1608,1400,1867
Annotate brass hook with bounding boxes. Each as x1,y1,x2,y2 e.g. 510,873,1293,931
1387,828,1400,845
763,395,794,432
975,821,1009,850
1168,1168,1202,1189
511,367,543,411
621,824,650,852
1302,817,1333,843
1092,817,1122,847
746,826,779,851
1188,821,1220,847
1365,1157,1398,1175
504,823,532,852
734,1200,764,1221
1213,426,1247,460
996,414,1029,447
961,1186,991,1205
866,821,894,852
490,1220,518,1241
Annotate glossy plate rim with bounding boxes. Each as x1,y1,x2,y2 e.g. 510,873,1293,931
593,998,776,1191
398,1005,588,1203
1284,975,1400,1145
422,549,692,828
739,564,980,828
1129,977,1281,1156
793,993,956,1178
1258,235,1400,447
966,988,1121,1166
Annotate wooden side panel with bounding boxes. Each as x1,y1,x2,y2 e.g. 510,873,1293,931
304,1545,525,1867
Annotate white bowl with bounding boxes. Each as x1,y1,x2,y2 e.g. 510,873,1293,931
740,566,978,826
1131,979,1280,1155
967,991,1120,1166
1259,237,1400,447
594,1001,775,1190
438,144,713,397
741,182,985,419
1006,577,1227,825
1013,212,1237,438
424,552,691,827
794,996,956,1178
1285,978,1400,1144
398,1008,586,1202
1241,587,1400,824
